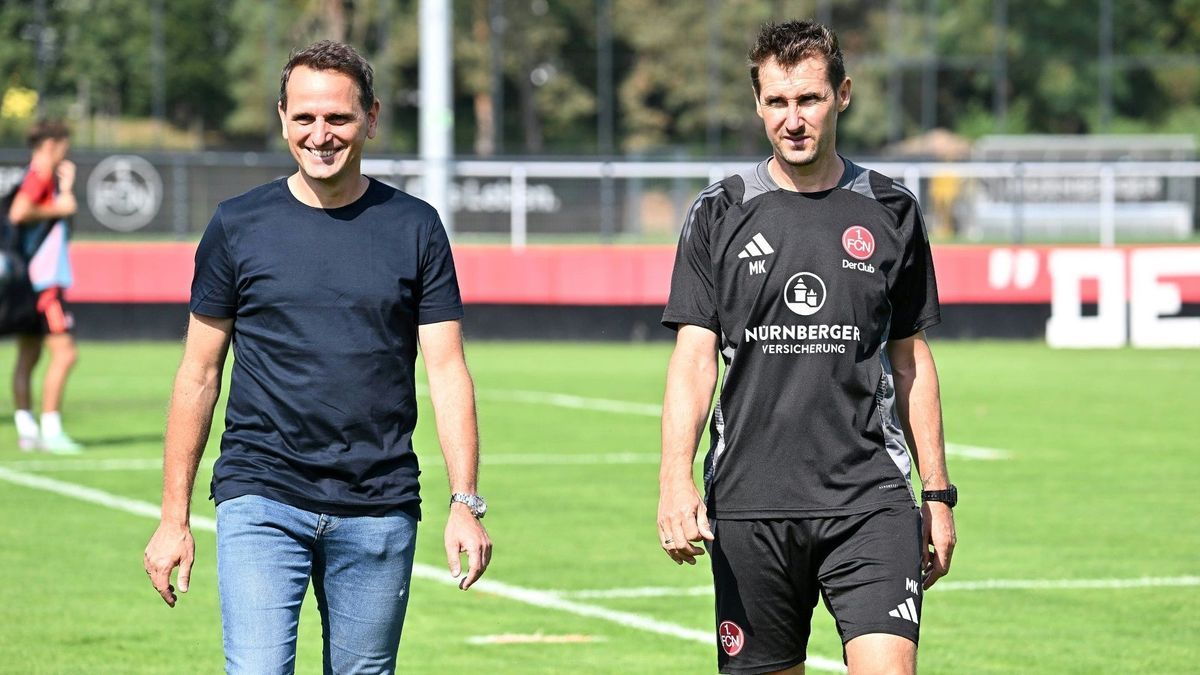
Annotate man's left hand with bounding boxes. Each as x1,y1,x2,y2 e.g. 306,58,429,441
921,500,956,590
444,505,491,590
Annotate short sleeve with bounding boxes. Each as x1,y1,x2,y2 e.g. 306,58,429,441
661,186,723,333
416,213,464,325
887,195,940,340
189,207,238,318
16,169,54,206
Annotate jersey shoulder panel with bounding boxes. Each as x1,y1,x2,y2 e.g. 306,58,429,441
834,159,923,238
727,159,778,207
862,166,922,231
681,175,741,241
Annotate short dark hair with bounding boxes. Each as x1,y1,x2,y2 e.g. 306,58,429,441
748,20,845,96
279,40,375,113
26,119,70,148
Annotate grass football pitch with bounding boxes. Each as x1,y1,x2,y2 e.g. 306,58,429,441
0,339,1197,674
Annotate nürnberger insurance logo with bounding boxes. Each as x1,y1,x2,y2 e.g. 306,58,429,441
783,272,826,316
87,155,162,232
842,225,875,260
719,621,745,656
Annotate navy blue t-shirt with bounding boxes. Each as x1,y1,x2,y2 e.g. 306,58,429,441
191,177,463,517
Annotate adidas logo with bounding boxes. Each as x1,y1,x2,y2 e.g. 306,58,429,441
888,597,920,625
737,233,775,259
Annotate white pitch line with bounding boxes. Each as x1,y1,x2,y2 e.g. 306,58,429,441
0,445,1000,473
554,576,1200,599
466,634,607,645
1,445,1003,474
944,443,1011,460
1,391,1007,474
473,386,1012,461
481,452,662,465
561,586,715,600
0,457,183,472
934,576,1200,591
418,384,662,417
0,466,846,673
0,466,217,530
478,388,664,417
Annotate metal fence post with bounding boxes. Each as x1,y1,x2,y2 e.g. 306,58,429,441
1013,161,1025,244
1099,163,1116,247
600,161,616,241
903,165,922,206
511,164,527,249
172,156,189,239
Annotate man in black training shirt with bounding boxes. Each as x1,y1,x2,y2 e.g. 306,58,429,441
143,41,491,672
659,20,956,674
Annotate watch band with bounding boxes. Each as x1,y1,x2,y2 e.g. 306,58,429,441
450,492,487,518
921,485,957,508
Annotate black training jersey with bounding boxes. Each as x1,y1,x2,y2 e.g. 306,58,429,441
663,157,940,518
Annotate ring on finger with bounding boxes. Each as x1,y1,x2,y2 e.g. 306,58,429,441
663,538,674,545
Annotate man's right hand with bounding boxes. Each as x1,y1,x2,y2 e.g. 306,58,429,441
657,479,714,565
144,521,195,607
53,160,78,217
55,160,76,190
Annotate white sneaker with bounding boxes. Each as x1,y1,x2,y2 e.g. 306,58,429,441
18,434,39,452
39,432,83,455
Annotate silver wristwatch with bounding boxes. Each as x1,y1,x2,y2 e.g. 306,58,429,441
450,492,487,519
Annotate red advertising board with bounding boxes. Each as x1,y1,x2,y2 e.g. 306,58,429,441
67,242,1200,306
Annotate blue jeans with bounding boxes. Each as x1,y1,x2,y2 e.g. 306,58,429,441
215,494,417,675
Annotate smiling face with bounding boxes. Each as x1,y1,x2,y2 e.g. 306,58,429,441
755,55,850,173
278,66,378,190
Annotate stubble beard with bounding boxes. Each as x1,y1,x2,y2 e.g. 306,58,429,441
773,134,822,169
775,127,841,171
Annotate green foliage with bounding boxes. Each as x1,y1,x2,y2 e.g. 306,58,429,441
0,1,37,90
615,0,776,155
162,0,234,130
2,0,1199,152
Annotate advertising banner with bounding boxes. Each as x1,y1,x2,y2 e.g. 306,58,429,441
63,244,1200,347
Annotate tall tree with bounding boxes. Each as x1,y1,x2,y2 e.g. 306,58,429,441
482,0,595,154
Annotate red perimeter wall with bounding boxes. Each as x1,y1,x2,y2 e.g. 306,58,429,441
67,242,1200,305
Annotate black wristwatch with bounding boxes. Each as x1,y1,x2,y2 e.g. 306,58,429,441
921,485,957,508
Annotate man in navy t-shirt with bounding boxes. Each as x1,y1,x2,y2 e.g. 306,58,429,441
143,41,491,672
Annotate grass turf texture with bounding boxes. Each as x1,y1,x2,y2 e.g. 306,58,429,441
0,339,1197,674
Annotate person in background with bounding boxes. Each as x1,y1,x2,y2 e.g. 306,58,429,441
7,119,82,454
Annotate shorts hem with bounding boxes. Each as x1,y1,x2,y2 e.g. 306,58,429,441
720,655,807,675
840,623,919,646
711,498,917,520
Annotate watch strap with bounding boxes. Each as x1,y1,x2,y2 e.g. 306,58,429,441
450,492,486,518
921,485,957,508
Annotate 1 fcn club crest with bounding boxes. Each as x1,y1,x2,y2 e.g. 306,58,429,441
842,225,875,260
719,621,745,656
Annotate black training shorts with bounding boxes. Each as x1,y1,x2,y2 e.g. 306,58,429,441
710,504,924,674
